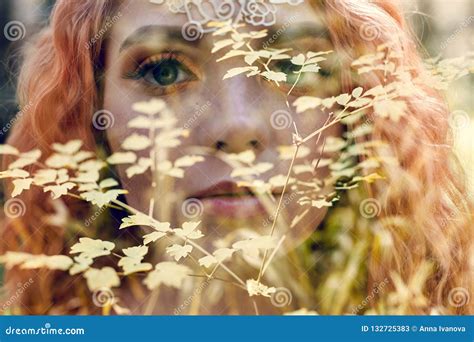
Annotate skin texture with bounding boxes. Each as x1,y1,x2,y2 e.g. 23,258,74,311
3,0,471,316
103,1,341,262
104,1,340,238
104,1,338,247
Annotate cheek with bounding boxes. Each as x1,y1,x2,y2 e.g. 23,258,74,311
102,80,136,153
287,205,327,248
103,80,209,146
295,109,335,137
100,64,340,232
102,82,148,213
101,80,206,216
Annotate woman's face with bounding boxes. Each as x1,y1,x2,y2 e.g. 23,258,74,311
102,0,341,246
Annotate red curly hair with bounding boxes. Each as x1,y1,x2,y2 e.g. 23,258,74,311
1,0,472,314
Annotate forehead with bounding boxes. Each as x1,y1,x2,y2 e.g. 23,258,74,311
112,0,324,44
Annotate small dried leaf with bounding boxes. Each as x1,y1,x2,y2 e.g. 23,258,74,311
246,279,276,297
119,246,152,275
0,144,19,155
293,96,322,113
261,71,287,82
70,237,115,259
143,262,191,290
174,155,205,168
99,178,119,189
120,213,171,232
21,255,73,271
174,221,203,240
84,267,120,291
69,255,93,275
107,152,137,165
122,134,152,151
44,182,75,199
223,66,259,80
81,189,127,207
143,231,167,245
132,98,166,115
52,140,82,155
291,54,306,66
11,178,33,197
166,244,193,261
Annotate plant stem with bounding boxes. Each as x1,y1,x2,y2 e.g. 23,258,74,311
111,198,246,287
257,143,299,282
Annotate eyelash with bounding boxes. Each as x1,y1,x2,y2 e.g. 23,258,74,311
269,60,333,96
125,52,198,95
123,52,332,97
273,60,332,79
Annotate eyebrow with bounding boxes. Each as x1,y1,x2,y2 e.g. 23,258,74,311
119,22,328,53
266,23,329,44
119,25,200,53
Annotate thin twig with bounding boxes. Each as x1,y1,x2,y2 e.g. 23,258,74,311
257,142,300,282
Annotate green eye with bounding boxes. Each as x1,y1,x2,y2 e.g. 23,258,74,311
318,68,331,78
133,56,196,89
274,60,332,86
275,60,300,84
150,60,180,86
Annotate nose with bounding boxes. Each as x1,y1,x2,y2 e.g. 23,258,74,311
209,112,269,154
197,78,271,154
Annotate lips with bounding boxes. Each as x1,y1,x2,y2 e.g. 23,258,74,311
189,180,267,218
192,181,252,199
